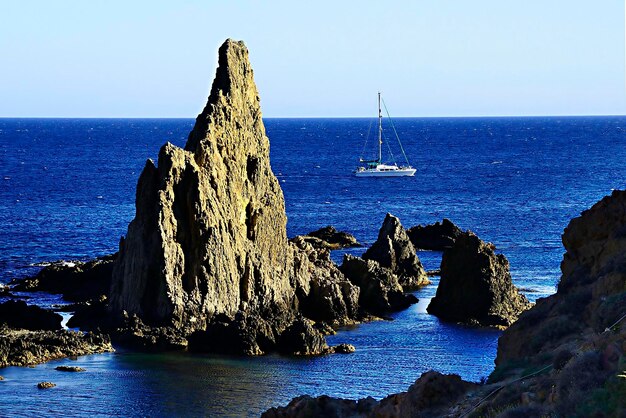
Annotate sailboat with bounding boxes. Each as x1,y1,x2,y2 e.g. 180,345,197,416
354,92,416,177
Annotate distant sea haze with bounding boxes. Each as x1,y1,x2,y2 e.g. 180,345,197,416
0,116,624,415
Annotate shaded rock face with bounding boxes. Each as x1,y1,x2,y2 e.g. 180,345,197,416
340,255,417,314
497,190,626,365
306,226,361,248
372,371,478,417
291,237,360,326
261,371,477,418
427,231,530,327
363,214,429,289
407,218,462,250
11,255,115,303
0,300,62,331
278,318,330,356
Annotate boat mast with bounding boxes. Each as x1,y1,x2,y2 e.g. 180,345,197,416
378,92,382,163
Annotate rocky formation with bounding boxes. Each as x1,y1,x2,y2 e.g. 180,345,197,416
0,300,62,331
106,39,367,355
55,366,85,372
0,300,113,368
340,255,417,314
267,191,626,417
407,218,462,250
305,226,361,248
12,255,115,303
362,214,429,289
37,382,56,389
427,231,531,327
262,371,477,418
0,327,113,368
496,190,626,368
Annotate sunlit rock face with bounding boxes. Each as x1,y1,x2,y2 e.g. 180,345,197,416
108,39,360,355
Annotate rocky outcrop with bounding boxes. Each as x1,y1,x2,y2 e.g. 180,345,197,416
497,190,626,366
107,39,365,355
363,214,429,289
0,300,62,331
306,226,361,248
262,371,477,418
340,255,417,315
265,191,626,417
55,366,85,372
12,254,115,303
427,231,530,327
407,219,462,250
291,237,360,326
0,327,113,368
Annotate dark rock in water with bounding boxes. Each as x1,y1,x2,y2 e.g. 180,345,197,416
340,255,417,314
188,312,275,356
407,218,462,250
0,300,62,331
291,237,360,327
262,395,377,418
0,327,113,367
106,39,367,354
261,371,476,417
111,313,188,352
332,343,355,354
37,382,56,389
278,318,330,356
372,371,478,417
363,214,429,290
306,226,361,248
12,254,116,303
427,231,530,328
55,366,85,372
65,296,111,331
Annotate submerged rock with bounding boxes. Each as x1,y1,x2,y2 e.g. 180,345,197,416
362,214,429,289
0,300,62,331
407,218,462,250
427,231,530,327
340,255,417,314
306,226,361,248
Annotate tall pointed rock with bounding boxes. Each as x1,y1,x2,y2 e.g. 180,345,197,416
109,39,294,331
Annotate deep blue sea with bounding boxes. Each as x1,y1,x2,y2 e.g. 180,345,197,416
0,116,625,416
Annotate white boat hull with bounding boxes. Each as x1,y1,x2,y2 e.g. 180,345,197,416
354,167,416,177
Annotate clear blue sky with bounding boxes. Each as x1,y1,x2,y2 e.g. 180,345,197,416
0,1,624,117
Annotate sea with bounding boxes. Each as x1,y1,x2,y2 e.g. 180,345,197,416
0,116,624,416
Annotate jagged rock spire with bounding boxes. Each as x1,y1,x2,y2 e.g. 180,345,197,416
109,39,291,330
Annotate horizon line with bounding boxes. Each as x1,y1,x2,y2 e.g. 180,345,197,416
1,113,626,120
